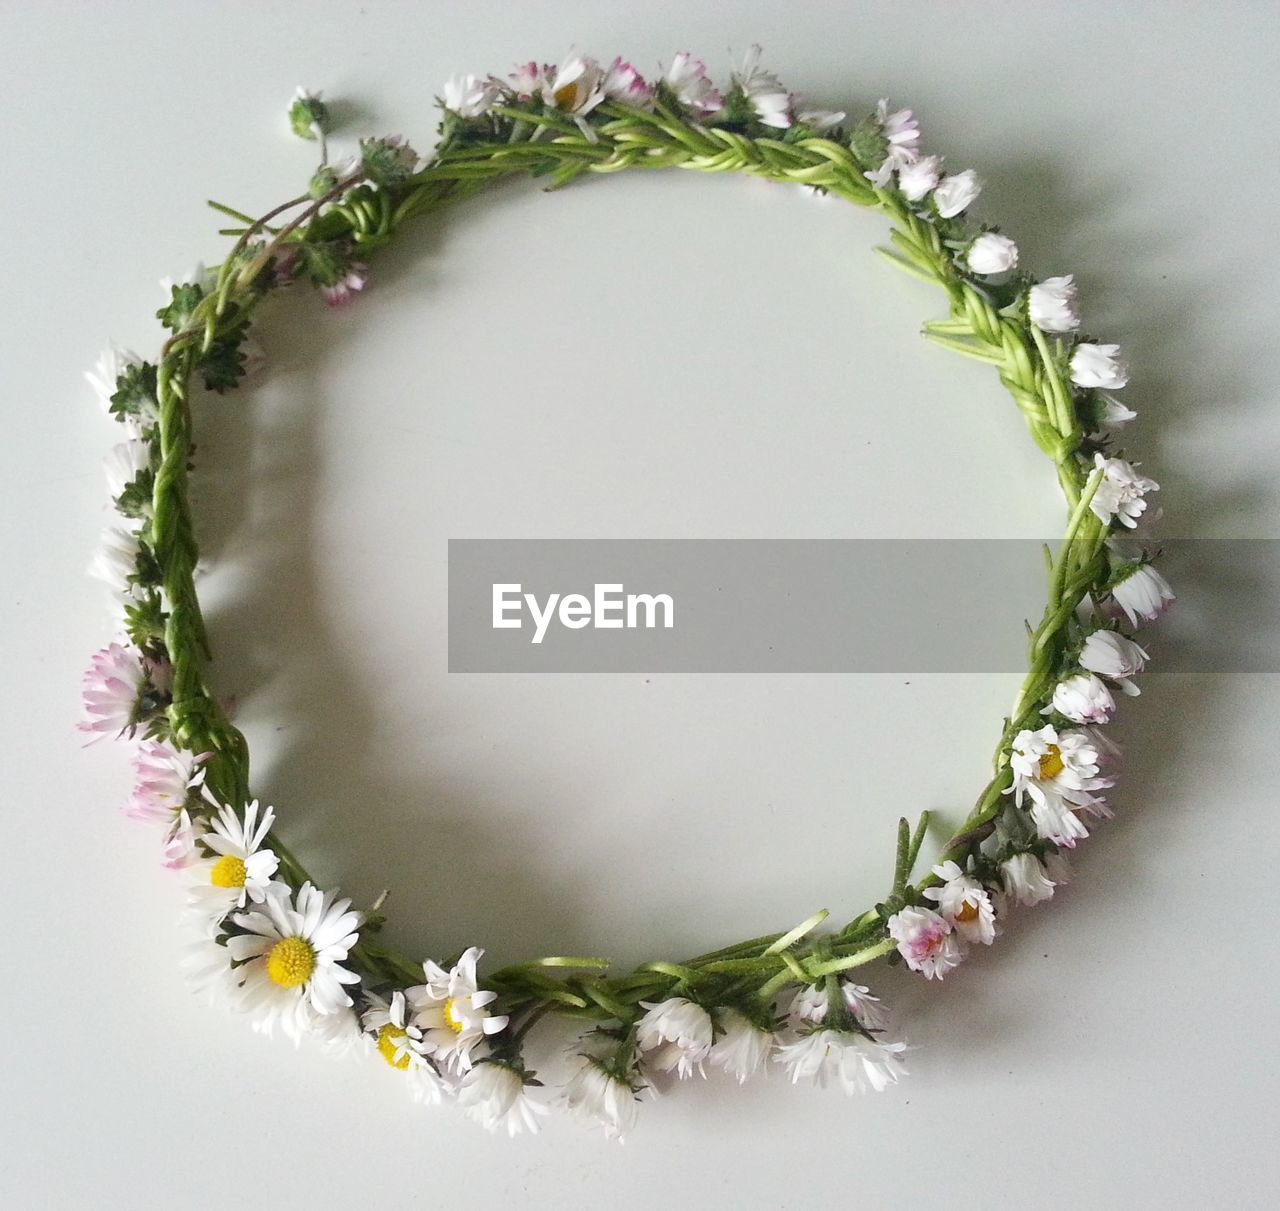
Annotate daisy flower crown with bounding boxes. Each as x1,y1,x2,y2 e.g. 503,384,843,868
81,48,1172,1140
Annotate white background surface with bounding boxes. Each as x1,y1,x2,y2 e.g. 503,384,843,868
3,2,1278,1207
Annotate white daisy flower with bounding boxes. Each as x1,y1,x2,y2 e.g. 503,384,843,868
1070,342,1129,389
663,52,723,116
1112,563,1175,627
442,73,501,118
966,232,1019,274
774,1028,907,1094
1090,453,1159,529
635,996,715,1079
363,991,447,1103
542,54,607,126
104,439,149,501
709,1009,775,1083
561,1048,641,1141
459,1060,549,1135
1009,724,1113,847
407,945,509,1073
898,154,944,202
1050,672,1116,725
999,851,1058,907
1029,274,1082,333
735,45,791,129
1080,629,1149,695
886,905,965,979
933,169,982,217
229,882,363,1041
88,522,141,597
923,860,997,945
79,639,146,741
189,799,283,918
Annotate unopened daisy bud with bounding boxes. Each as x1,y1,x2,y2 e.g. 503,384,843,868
104,439,148,501
774,1028,907,1094
602,57,653,107
933,169,981,217
663,52,723,116
837,984,888,1034
1111,563,1175,627
1079,629,1149,695
735,44,792,129
709,1008,775,1083
508,61,548,100
79,639,146,740
886,905,965,979
898,154,943,201
966,232,1019,275
561,1047,641,1141
459,1060,548,1136
875,98,920,163
1051,672,1116,724
795,106,846,131
308,165,339,199
636,996,714,1078
1070,342,1129,389
1029,274,1082,333
288,88,330,141
1090,453,1159,529
85,345,143,418
359,136,418,188
89,523,141,596
999,851,1057,906
1095,393,1137,431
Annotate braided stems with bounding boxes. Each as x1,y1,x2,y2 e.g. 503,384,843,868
146,100,1112,1037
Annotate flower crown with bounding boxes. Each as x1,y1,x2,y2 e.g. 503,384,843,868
82,47,1170,1141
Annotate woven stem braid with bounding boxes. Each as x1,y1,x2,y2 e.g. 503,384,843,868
149,102,1113,1017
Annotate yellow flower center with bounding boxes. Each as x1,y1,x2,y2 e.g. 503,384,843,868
443,996,465,1033
209,854,247,888
376,1024,411,1070
553,83,578,109
956,900,979,923
1038,744,1065,780
266,936,315,988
